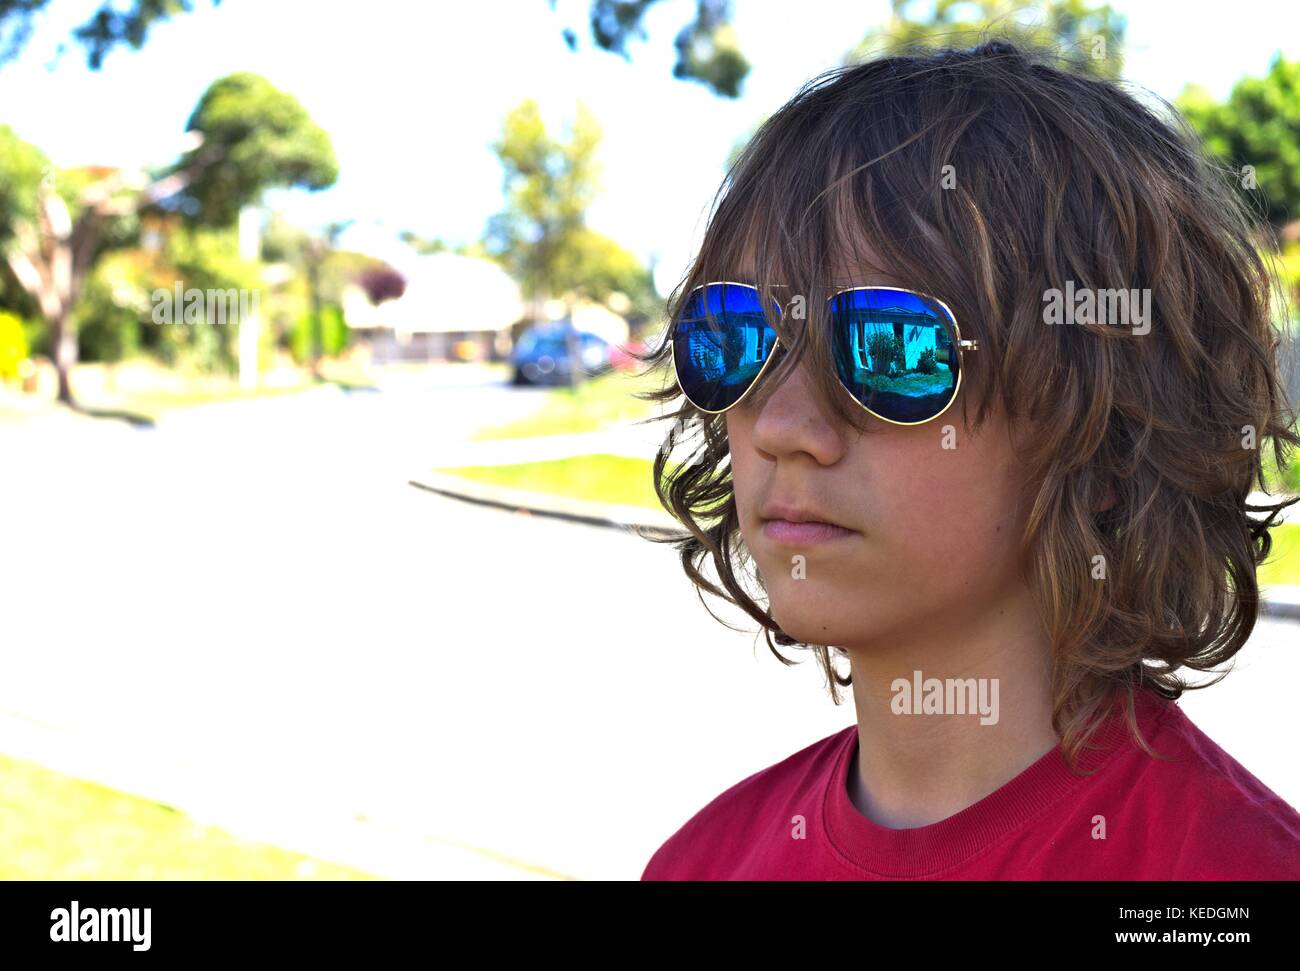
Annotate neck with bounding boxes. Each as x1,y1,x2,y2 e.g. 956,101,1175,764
839,584,1058,829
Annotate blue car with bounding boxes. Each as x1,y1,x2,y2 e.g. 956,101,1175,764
509,321,611,386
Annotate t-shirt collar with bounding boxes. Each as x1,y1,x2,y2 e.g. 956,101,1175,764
821,687,1173,877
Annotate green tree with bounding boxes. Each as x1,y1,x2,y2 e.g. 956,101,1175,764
261,215,355,373
485,99,603,320
157,221,262,370
847,0,1126,79
561,0,1123,94
550,226,660,321
164,73,338,228
0,133,150,403
0,0,221,70
485,99,660,383
0,123,47,233
0,73,337,404
555,0,749,98
1178,56,1300,233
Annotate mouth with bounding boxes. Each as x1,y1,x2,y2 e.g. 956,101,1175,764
758,500,858,545
760,518,859,546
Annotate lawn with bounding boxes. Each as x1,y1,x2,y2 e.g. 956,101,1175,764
0,752,377,879
55,356,379,424
1259,521,1300,589
471,365,672,440
436,453,665,510
90,381,324,422
432,453,742,523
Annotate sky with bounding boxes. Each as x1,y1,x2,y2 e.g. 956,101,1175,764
3,0,1299,295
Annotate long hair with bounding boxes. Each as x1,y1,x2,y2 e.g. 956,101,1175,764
630,38,1300,771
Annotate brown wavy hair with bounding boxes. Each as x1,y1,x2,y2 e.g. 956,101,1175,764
630,38,1300,771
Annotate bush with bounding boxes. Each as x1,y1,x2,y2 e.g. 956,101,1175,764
290,302,349,363
866,331,908,376
867,331,894,375
0,310,30,381
76,300,141,363
917,347,937,374
321,303,348,356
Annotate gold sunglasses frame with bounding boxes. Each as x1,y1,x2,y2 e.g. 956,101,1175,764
670,281,980,427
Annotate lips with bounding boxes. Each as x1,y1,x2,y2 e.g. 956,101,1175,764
759,501,852,529
759,501,858,545
761,519,857,545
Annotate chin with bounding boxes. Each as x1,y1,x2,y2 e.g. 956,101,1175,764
768,600,852,647
768,586,898,649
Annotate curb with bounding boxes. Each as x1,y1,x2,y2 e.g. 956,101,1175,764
412,472,1300,621
408,469,687,541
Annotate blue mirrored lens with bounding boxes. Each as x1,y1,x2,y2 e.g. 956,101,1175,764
830,288,960,423
672,283,779,412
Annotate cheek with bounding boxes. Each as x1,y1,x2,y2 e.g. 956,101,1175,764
867,437,1026,578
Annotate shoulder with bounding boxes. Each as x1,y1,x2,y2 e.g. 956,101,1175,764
640,724,854,880
1121,701,1300,879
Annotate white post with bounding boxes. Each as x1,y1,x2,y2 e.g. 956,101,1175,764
237,205,261,390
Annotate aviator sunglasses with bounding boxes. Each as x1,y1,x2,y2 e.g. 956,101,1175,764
671,281,979,426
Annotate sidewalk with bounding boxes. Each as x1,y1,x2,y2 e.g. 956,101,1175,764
413,426,1300,620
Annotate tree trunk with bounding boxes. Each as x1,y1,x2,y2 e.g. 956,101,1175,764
51,310,76,406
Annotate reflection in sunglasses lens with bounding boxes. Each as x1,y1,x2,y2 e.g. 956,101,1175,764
830,288,960,424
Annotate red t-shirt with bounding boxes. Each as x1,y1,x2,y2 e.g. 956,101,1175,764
641,688,1300,879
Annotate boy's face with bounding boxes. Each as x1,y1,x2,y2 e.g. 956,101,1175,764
724,259,1036,653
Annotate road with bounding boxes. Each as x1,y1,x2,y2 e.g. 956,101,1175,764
1,364,1297,879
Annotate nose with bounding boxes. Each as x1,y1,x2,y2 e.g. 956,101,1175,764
744,352,850,466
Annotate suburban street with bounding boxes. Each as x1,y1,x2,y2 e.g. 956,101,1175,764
1,365,1297,879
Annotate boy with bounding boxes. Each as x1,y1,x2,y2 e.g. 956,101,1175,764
638,39,1300,880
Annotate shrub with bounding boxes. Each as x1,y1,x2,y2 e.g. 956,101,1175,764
0,310,29,381
867,330,895,375
291,302,349,363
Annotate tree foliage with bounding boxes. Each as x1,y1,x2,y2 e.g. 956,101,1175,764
555,0,749,98
161,72,339,227
0,73,339,402
550,226,659,320
846,0,1127,79
0,123,50,247
483,98,660,323
0,0,221,70
358,265,406,305
485,98,602,305
1178,56,1300,231
560,0,1123,96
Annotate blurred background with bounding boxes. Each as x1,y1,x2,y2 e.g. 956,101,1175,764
1,0,1299,880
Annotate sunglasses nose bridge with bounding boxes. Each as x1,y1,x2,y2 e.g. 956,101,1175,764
741,336,853,429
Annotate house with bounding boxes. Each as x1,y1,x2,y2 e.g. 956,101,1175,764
341,252,526,362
